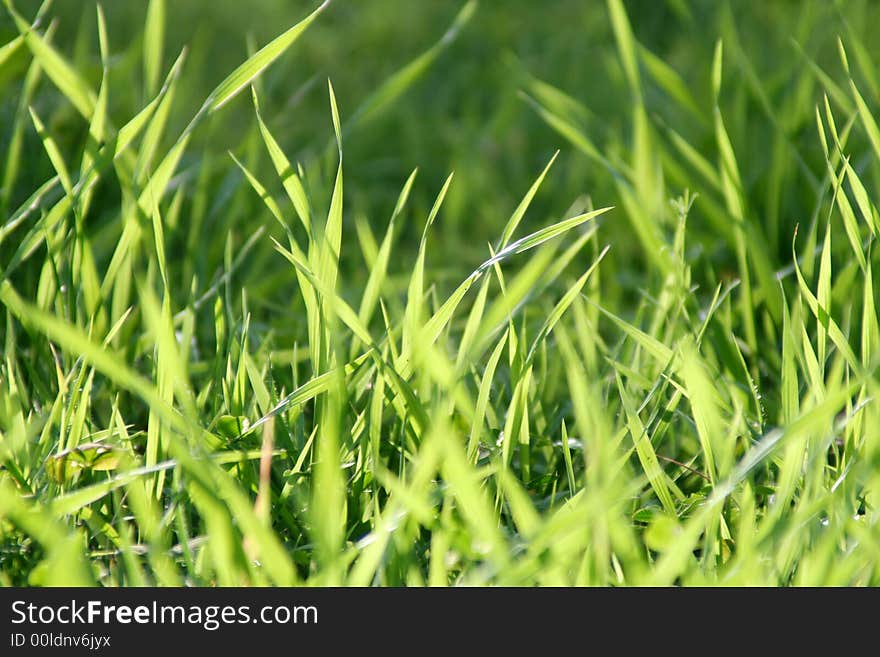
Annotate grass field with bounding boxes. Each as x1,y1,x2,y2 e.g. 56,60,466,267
2,0,880,586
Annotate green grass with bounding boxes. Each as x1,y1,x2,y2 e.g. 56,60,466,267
2,0,880,586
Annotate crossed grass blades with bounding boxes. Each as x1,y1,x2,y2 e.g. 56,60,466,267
1,0,880,585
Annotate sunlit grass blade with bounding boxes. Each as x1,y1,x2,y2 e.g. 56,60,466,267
205,0,331,113
4,0,97,119
143,0,165,97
